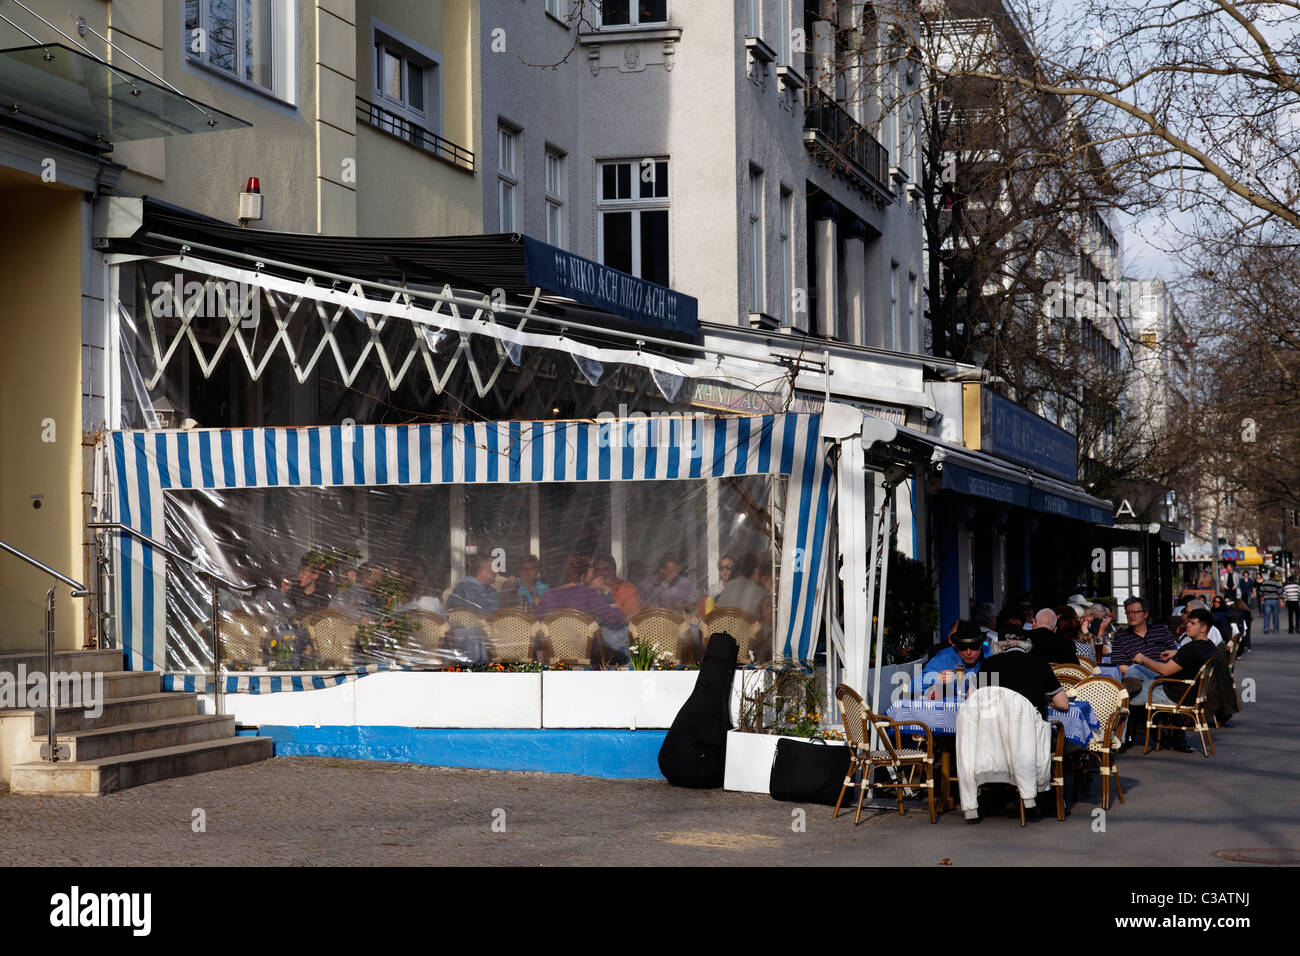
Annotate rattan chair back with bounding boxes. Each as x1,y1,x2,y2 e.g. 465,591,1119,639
1073,676,1128,752
1144,659,1216,756
541,609,600,667
305,610,359,668
446,606,488,632
404,610,451,665
1052,662,1092,686
485,608,541,663
703,606,765,664
219,609,267,667
832,683,937,824
628,609,690,666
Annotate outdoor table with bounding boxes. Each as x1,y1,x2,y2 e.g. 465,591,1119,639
884,698,1101,811
1094,665,1122,680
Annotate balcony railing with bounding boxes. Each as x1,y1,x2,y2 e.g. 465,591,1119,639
357,98,475,173
803,86,890,195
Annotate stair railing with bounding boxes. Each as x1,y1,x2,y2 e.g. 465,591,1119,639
87,522,255,718
0,539,89,762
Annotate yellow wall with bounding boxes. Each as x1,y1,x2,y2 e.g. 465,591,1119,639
354,0,482,236
0,183,87,651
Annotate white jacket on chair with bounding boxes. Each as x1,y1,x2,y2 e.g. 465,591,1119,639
956,685,1051,820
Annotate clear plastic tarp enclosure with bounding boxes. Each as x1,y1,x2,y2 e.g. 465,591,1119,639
98,256,834,675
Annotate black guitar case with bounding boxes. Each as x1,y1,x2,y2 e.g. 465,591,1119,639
657,632,738,788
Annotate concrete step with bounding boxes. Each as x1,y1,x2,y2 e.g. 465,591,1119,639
24,692,199,735
99,671,162,700
9,736,274,795
50,714,236,761
0,648,123,678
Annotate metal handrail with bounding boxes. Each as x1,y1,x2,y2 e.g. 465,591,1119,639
87,521,255,718
86,522,255,593
0,539,88,596
0,538,88,764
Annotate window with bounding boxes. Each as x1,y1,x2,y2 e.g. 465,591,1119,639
599,0,668,27
598,159,669,286
749,167,764,312
890,262,900,349
747,0,761,36
545,147,566,248
546,0,568,18
185,0,296,102
1112,548,1142,622
777,0,790,64
906,272,917,353
372,27,441,144
779,187,792,326
498,124,519,233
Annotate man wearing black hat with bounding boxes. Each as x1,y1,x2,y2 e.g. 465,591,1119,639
915,620,990,699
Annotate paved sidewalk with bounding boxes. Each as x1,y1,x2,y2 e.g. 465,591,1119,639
1,636,1294,867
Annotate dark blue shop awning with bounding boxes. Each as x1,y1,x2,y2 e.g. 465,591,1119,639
940,461,1029,507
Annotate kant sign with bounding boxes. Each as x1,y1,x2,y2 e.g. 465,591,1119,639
522,236,698,337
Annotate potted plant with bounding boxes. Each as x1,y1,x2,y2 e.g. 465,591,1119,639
724,668,844,794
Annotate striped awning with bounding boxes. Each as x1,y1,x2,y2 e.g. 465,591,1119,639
107,414,834,673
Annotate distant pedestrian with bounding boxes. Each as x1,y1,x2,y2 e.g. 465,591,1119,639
1284,576,1300,634
1258,572,1283,634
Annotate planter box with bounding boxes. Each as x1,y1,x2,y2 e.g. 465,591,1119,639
542,670,699,728
724,729,848,795
206,672,543,728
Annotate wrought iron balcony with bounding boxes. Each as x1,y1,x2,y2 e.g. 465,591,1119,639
802,86,890,198
357,97,475,173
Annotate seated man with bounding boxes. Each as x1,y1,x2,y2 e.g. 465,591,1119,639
1111,596,1177,674
1122,607,1218,753
499,553,550,611
637,553,698,615
913,621,991,699
537,555,629,664
979,635,1070,719
1027,608,1078,664
447,555,501,615
592,555,640,620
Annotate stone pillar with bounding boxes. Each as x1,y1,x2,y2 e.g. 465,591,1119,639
815,200,839,339
843,221,866,346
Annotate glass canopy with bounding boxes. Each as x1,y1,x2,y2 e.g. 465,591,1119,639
0,43,250,144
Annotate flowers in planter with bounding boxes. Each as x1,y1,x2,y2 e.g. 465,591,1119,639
628,641,673,671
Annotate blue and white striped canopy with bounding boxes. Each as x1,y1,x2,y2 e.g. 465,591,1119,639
107,414,833,672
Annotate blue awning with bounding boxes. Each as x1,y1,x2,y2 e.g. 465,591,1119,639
935,451,1112,526
940,461,1029,508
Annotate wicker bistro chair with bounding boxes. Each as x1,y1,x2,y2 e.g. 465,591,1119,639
217,609,269,668
833,684,938,825
446,607,487,633
1144,659,1217,757
406,610,451,667
303,610,360,669
702,607,767,665
1070,676,1130,810
1052,662,1092,687
485,608,541,663
540,609,602,668
628,609,691,667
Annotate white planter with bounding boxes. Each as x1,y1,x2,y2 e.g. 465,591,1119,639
542,670,699,728
724,729,848,795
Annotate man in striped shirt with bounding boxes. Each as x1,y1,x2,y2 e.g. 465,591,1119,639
1283,576,1300,634
1258,572,1284,633
1112,596,1176,676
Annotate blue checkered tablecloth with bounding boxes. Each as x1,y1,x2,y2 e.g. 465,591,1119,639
885,699,1099,747
1096,666,1122,680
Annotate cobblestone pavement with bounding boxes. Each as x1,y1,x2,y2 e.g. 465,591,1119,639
0,757,885,866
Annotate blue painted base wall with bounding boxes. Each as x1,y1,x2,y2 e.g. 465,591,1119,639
238,726,669,779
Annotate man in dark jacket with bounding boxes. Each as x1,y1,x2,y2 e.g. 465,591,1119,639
1026,608,1079,664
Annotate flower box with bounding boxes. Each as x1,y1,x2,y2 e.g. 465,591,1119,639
724,729,848,795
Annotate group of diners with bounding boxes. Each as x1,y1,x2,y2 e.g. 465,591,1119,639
262,547,773,667
912,594,1233,753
